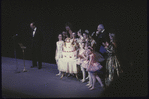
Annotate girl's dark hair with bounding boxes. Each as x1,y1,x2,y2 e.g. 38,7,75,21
83,32,89,40
82,38,85,42
83,32,89,36
58,33,63,40
81,41,86,49
82,41,86,44
87,41,91,47
58,33,62,36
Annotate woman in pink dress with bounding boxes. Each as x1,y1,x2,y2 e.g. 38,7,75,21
86,46,104,90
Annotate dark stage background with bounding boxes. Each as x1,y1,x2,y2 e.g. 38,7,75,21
1,0,147,96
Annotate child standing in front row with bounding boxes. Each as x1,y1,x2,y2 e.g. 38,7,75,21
55,34,64,76
86,46,104,90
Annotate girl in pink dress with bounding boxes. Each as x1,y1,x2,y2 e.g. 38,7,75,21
77,41,88,82
86,46,104,90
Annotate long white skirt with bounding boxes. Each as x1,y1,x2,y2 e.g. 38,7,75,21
55,52,63,71
58,58,78,74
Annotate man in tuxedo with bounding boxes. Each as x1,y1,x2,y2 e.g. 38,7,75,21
30,22,43,69
92,24,108,53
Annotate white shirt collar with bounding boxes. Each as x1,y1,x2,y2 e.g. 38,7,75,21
34,27,37,31
33,27,37,37
101,29,105,33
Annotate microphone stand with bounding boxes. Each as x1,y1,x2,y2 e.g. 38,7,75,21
13,36,20,73
22,46,27,72
18,43,27,72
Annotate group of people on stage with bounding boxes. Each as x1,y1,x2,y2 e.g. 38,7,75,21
55,23,123,90
29,22,123,91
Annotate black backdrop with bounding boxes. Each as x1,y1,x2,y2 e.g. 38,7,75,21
2,0,147,66
1,0,148,96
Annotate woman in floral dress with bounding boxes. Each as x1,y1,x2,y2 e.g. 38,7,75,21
103,33,123,87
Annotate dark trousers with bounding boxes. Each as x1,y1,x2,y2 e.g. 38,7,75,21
98,60,106,86
32,46,42,67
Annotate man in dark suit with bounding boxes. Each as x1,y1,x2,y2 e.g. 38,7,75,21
92,24,108,53
30,22,43,69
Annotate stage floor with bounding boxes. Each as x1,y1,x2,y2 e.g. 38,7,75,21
2,57,104,98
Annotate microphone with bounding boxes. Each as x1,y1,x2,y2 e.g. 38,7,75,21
12,34,18,38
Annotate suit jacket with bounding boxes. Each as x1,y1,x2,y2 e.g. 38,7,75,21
92,30,108,52
31,28,43,49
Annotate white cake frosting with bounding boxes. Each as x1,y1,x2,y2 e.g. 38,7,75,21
63,42,76,59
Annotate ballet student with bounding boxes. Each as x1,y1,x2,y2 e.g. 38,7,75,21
55,34,64,76
86,46,104,90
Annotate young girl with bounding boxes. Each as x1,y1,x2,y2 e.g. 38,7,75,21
89,35,96,49
86,46,104,90
55,34,64,76
83,32,89,44
77,29,83,45
77,41,88,82
70,32,79,50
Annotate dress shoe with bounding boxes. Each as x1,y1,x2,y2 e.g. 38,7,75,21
38,66,42,69
30,66,37,68
81,79,85,83
60,74,64,79
89,87,95,90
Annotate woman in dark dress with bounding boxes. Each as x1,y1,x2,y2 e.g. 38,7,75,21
102,33,123,87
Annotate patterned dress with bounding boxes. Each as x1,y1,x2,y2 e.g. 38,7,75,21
105,43,121,86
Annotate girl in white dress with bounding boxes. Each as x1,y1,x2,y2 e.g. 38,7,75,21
55,34,64,76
